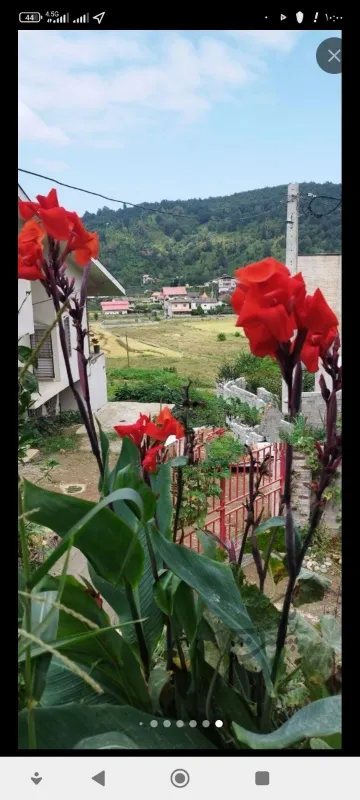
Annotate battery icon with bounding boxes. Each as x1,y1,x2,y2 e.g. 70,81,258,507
19,12,42,23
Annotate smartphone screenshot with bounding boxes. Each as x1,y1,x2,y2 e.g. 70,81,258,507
17,12,344,796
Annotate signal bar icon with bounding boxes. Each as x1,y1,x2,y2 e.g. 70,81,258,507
47,13,69,23
73,13,89,23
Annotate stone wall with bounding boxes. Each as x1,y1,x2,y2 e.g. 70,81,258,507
291,452,312,529
301,390,342,429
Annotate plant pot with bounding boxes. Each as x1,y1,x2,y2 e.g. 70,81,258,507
93,344,100,354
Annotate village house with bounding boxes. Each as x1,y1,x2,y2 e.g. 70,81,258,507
100,299,131,315
18,184,125,416
213,274,237,294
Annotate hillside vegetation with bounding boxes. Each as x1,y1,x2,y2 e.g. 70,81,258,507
82,181,341,291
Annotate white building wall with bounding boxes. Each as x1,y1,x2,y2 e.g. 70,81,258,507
87,353,107,411
18,280,34,339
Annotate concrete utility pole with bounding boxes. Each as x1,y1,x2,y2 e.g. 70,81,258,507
282,183,299,414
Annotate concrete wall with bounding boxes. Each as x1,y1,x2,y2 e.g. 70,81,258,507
88,352,107,411
297,255,341,328
18,280,34,339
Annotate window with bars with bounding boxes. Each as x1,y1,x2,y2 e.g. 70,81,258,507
30,323,55,379
64,316,72,357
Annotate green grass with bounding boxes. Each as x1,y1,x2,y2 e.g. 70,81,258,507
39,434,77,455
105,316,248,386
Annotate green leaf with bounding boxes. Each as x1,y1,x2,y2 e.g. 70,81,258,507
169,456,189,467
151,527,273,694
74,732,140,749
255,516,285,536
24,482,145,587
148,668,171,714
89,529,164,657
96,419,110,496
310,738,333,749
233,695,341,749
40,661,119,707
18,345,33,364
20,590,59,701
18,704,216,749
114,465,156,522
268,554,288,585
37,575,150,709
154,570,181,616
20,368,39,394
196,530,218,560
293,569,331,607
151,463,173,538
290,613,334,685
174,582,197,643
109,436,141,490
319,615,342,655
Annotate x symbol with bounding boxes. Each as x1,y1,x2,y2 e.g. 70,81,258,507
328,48,341,63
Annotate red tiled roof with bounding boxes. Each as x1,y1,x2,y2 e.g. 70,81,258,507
101,301,129,310
162,286,186,296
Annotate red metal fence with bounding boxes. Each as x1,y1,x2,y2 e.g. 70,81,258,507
169,430,286,556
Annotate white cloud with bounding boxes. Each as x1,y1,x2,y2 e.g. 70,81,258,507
226,30,299,53
18,101,69,145
35,158,69,172
18,30,298,149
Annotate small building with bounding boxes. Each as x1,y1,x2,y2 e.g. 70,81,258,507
190,299,224,313
162,286,187,298
168,300,191,314
151,291,164,303
100,300,130,315
214,275,237,294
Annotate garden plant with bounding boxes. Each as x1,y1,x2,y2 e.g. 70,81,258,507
18,192,341,750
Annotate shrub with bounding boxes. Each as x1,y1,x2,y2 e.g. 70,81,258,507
94,311,98,321
217,353,315,401
217,333,226,341
191,306,205,316
26,411,82,449
280,414,326,471
225,398,261,426
205,433,244,469
234,331,241,337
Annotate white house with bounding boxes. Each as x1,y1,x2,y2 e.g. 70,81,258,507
18,185,125,416
213,275,237,294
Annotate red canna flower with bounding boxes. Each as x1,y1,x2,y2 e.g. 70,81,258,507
299,325,338,373
18,220,45,281
114,414,150,447
18,189,99,267
142,444,164,473
144,406,184,442
231,257,339,370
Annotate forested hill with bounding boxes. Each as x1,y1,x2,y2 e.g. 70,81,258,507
82,181,341,292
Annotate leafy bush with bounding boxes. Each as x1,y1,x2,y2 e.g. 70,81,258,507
235,331,241,337
205,433,244,469
225,398,261,426
217,333,226,341
218,353,314,401
280,414,326,471
191,306,205,316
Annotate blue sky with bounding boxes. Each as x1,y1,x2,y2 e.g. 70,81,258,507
18,29,341,215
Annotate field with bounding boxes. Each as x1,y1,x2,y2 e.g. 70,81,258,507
93,316,248,385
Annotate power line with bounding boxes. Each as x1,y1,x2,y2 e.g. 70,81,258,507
18,167,285,225
306,194,342,218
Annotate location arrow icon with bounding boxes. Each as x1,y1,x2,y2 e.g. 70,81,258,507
92,771,105,787
93,12,105,24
